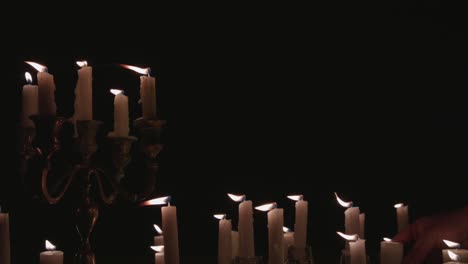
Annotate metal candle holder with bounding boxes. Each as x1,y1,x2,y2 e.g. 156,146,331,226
20,115,166,264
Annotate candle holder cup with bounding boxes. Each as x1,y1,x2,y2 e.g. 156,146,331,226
232,256,264,264
284,245,314,264
339,249,371,264
21,116,166,264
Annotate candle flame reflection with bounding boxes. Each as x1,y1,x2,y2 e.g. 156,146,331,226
154,224,163,235
448,250,462,261
444,239,461,249
287,195,303,201
335,192,353,208
76,61,88,67
110,89,123,95
121,64,150,76
283,226,291,233
25,72,32,83
151,245,164,253
255,202,277,212
227,193,245,202
45,240,56,251
383,238,392,242
394,203,404,208
214,214,226,220
25,61,47,72
141,196,171,206
336,232,359,241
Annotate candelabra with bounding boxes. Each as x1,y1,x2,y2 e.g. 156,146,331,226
20,115,165,264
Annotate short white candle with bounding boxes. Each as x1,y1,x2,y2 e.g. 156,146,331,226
162,204,179,264
283,228,294,260
349,239,366,264
287,195,308,248
40,240,63,264
121,64,156,119
22,72,38,128
214,215,232,264
228,194,255,258
0,207,10,264
394,203,409,232
151,246,165,264
256,203,284,264
74,61,93,121
231,231,239,258
110,89,129,137
380,238,403,264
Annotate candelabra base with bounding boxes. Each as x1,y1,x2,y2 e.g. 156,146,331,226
285,245,314,264
74,241,96,264
232,256,264,264
339,249,371,264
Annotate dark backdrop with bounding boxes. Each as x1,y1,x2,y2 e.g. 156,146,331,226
0,3,466,264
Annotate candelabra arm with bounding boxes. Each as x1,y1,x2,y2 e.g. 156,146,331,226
41,165,79,205
95,169,117,205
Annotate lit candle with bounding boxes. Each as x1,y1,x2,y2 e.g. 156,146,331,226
74,61,93,120
256,202,284,264
214,214,232,264
283,227,294,260
141,196,178,264
0,206,10,264
337,232,366,264
394,203,408,232
22,72,38,128
231,231,239,258
121,64,156,119
109,89,129,137
442,240,468,262
40,240,63,264
153,224,164,246
287,195,308,248
25,61,56,116
151,246,165,264
335,193,360,236
359,213,365,239
228,194,255,258
380,238,403,264
445,250,466,264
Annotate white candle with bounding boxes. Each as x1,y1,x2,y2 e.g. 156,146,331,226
394,203,408,232
227,194,255,258
380,238,403,264
22,72,38,128
140,75,157,119
215,215,232,264
287,195,308,248
162,205,179,264
152,246,165,264
283,230,295,260
0,207,10,264
110,89,129,137
345,207,360,236
25,61,55,116
153,224,164,246
74,61,93,120
231,231,239,258
359,213,365,239
349,239,366,264
443,249,468,262
40,240,63,264
256,203,283,264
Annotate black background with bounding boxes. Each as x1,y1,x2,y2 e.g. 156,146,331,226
0,3,466,263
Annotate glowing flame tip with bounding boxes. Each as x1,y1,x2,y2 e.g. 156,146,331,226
25,72,32,83
255,202,277,212
76,61,88,67
25,61,47,72
228,193,246,202
141,196,171,206
120,64,150,75
443,239,461,248
448,250,462,261
110,89,123,95
287,195,303,201
283,226,291,233
337,232,359,241
151,246,164,253
394,203,405,208
45,240,56,251
214,214,226,220
383,237,392,242
335,192,353,208
154,224,163,234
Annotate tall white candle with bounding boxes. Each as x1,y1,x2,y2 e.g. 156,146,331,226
215,215,232,264
0,207,10,264
349,239,366,264
74,61,93,120
22,72,38,128
141,76,157,119
228,194,255,258
287,195,308,248
335,193,360,237
394,203,408,232
256,203,284,264
162,205,179,264
110,89,129,137
153,224,164,246
231,231,239,258
40,240,63,264
380,238,403,264
359,213,365,239
283,229,295,260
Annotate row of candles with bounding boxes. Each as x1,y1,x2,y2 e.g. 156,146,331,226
21,61,155,136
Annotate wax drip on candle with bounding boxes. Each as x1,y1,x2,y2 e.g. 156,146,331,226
227,193,246,202
255,202,277,212
287,195,304,201
214,214,227,220
25,61,48,73
335,192,353,208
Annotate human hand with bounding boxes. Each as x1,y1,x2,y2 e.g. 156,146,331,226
392,206,468,264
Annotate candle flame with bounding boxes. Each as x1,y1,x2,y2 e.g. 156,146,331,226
45,240,56,251
335,192,353,208
443,239,461,249
214,214,226,220
394,203,405,208
337,232,359,241
283,226,291,233
383,238,392,242
154,224,163,235
76,61,88,67
110,89,123,95
255,202,277,212
141,196,171,206
151,245,164,253
120,64,150,75
25,72,32,83
287,195,303,201
227,193,246,202
448,250,462,261
25,61,47,72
